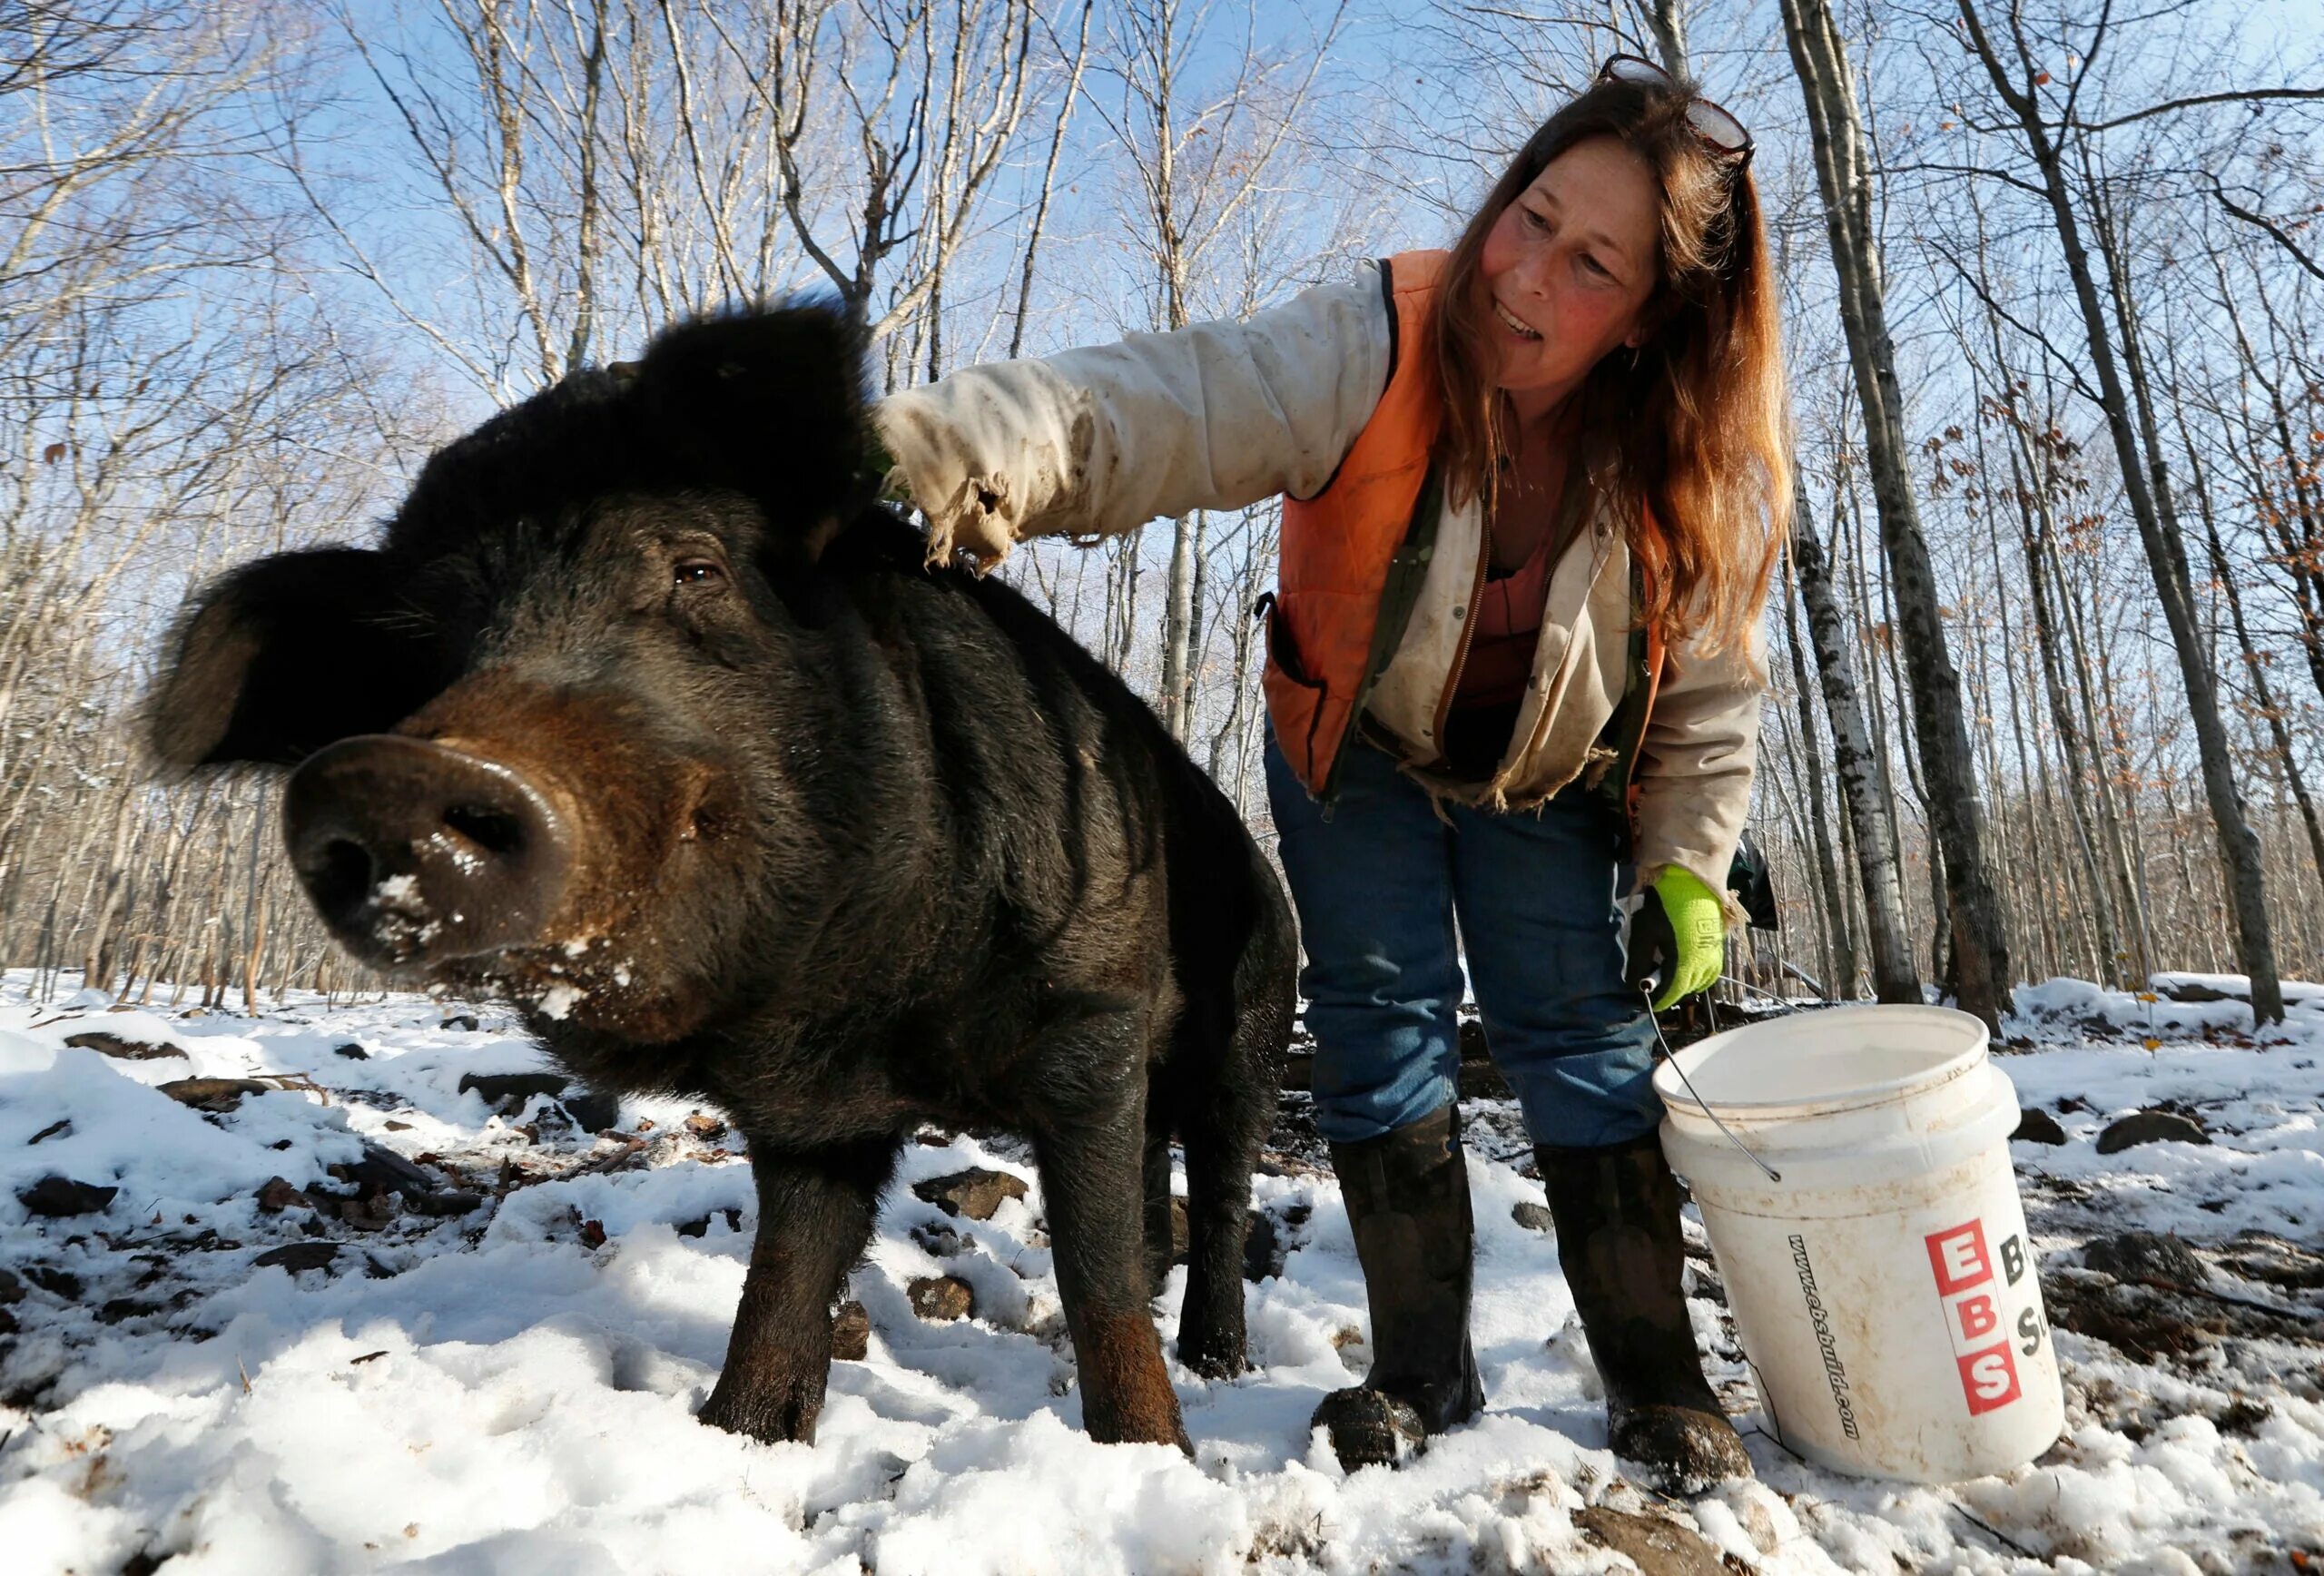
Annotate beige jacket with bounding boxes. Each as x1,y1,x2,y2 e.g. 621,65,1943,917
872,267,1766,899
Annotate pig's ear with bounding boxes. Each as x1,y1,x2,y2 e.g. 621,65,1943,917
148,547,451,770
630,301,871,540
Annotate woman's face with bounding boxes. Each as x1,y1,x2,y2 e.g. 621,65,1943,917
1477,134,1661,406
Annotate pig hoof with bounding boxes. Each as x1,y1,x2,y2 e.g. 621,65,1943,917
698,1376,821,1444
1083,1405,1195,1456
1177,1334,1246,1381
1313,1386,1427,1469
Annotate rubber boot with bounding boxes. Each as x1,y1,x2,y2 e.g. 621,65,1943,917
1537,1132,1753,1494
1310,1105,1486,1469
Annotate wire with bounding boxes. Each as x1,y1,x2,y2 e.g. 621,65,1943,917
1643,986,1782,1184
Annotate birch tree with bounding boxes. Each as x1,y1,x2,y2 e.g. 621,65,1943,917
1790,483,1922,1001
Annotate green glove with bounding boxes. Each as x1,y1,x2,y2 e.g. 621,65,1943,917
1649,864,1726,1010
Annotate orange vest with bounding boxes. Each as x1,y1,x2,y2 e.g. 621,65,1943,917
1261,250,1667,810
1263,251,1449,794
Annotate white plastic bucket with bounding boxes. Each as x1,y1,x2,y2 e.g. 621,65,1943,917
1654,1005,2064,1482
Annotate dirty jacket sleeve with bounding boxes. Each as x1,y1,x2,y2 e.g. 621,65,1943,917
872,275,1392,568
1630,624,1767,912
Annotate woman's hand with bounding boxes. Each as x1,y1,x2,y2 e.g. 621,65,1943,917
1644,865,1726,1010
864,428,912,506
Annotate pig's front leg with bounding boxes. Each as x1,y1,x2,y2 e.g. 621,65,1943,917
698,1137,894,1444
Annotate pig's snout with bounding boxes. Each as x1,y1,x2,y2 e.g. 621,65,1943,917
282,735,572,968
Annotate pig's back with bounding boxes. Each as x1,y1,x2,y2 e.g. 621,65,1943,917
822,511,1280,941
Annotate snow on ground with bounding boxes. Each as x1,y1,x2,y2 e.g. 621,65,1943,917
0,970,2319,1574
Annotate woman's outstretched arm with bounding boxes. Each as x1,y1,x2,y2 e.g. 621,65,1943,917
875,271,1391,569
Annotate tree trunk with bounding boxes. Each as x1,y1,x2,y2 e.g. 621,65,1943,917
2220,275,2324,714
2097,182,2282,1017
1782,527,1857,998
1645,0,1690,75
1773,690,1842,995
2005,431,2128,981
1158,513,1196,737
1779,0,2012,1024
2178,409,2324,896
1793,510,1920,1002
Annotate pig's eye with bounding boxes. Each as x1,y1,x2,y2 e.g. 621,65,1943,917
673,558,725,586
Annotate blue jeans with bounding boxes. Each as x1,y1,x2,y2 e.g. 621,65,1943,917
1265,730,1661,1148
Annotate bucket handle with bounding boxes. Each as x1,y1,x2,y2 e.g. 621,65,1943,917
1645,987,1783,1184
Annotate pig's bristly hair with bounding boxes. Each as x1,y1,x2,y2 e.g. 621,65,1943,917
390,300,872,566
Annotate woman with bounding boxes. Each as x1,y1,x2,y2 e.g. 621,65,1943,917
872,58,1787,1494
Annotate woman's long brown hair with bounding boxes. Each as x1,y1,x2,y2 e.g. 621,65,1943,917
1433,74,1791,652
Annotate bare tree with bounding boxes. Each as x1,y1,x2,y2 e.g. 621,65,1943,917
1955,0,2284,1021
1779,0,2013,1024
305,0,1059,405
1791,484,1922,1001
1087,0,1344,739
9,0,2324,1011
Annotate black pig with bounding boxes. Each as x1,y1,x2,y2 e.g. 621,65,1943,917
146,304,1295,1453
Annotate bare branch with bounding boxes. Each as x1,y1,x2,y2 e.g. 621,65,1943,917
2208,176,2324,285
2075,84,2324,134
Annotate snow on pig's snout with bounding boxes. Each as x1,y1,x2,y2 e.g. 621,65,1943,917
281,668,739,1011
282,734,571,968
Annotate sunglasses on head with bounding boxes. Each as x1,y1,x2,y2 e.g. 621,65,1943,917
1598,54,1753,164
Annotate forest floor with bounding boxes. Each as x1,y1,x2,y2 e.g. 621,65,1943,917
0,971,2319,1574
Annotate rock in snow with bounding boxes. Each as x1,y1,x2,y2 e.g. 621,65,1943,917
2011,1105,2069,1145
16,1174,117,1216
560,1088,622,1133
331,1141,439,1199
62,1029,181,1059
458,1070,570,1105
1572,1506,1728,1576
2083,1230,2210,1288
910,1167,1029,1221
832,1300,872,1361
1241,1207,1288,1282
157,1076,269,1112
2095,1107,2211,1153
906,1275,975,1321
254,1176,311,1213
457,1070,620,1132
